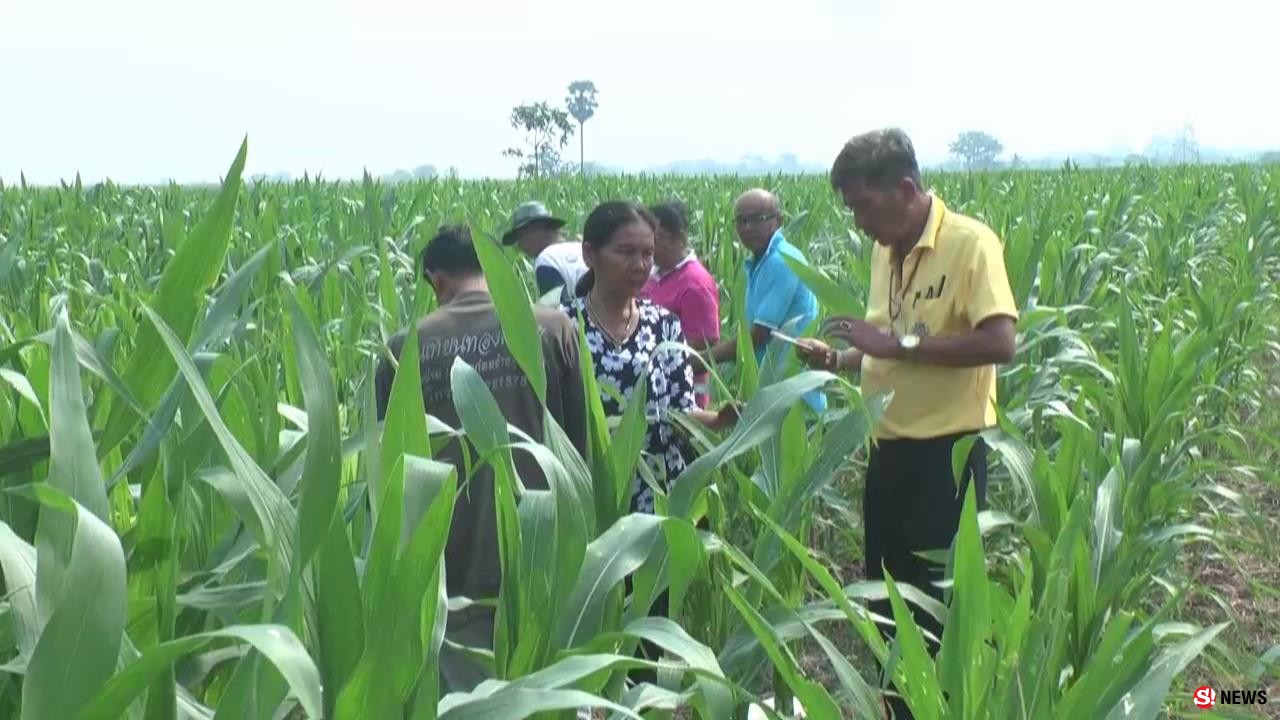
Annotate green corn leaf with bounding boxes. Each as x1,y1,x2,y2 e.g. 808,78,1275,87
143,305,296,600
286,293,342,571
379,323,433,524
804,624,883,720
609,368,648,518
11,484,126,720
669,370,837,519
1103,623,1227,720
510,490,557,673
732,265,759,398
74,625,322,720
752,511,890,662
102,139,248,455
936,480,993,718
613,617,733,719
782,254,865,318
0,521,39,662
441,687,642,720
472,231,547,405
720,580,843,720
377,242,400,340
881,567,945,720
0,368,44,428
607,684,688,719
449,357,524,676
754,390,888,574
570,310,617,531
314,510,365,719
0,436,51,480
137,453,178,720
440,651,744,719
553,513,664,650
336,459,458,718
35,309,111,623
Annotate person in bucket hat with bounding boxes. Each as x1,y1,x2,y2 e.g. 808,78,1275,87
502,200,587,303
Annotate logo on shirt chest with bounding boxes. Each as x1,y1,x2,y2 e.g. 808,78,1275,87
910,274,948,310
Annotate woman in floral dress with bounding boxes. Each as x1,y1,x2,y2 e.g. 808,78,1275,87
561,200,737,513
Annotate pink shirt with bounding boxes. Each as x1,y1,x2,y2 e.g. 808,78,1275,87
641,254,721,407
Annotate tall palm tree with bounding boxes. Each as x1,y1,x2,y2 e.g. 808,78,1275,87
566,81,599,176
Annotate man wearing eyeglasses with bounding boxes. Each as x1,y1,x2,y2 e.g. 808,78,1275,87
705,188,825,413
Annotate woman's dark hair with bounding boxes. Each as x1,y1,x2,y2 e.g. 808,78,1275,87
648,200,689,239
575,201,657,296
420,224,481,279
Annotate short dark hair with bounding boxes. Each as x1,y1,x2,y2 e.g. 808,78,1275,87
648,200,689,238
829,128,923,191
575,201,657,296
420,224,481,278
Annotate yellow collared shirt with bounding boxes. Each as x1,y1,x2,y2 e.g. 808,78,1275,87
860,193,1018,439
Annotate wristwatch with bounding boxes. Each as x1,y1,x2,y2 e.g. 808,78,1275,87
898,333,920,356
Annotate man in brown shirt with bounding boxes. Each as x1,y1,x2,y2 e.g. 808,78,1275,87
374,224,587,694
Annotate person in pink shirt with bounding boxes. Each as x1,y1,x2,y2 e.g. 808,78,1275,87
641,200,721,407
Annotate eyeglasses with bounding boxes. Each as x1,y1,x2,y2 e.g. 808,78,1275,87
734,211,778,226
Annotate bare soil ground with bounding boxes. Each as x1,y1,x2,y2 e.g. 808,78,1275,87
1169,352,1280,719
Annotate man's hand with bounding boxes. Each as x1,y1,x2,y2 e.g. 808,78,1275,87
714,401,742,430
691,402,743,432
821,316,900,360
796,338,837,371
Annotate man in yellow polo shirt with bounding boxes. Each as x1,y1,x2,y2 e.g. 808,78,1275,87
800,127,1017,719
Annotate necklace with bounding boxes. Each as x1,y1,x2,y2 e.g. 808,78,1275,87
888,251,924,333
587,292,637,346
888,199,941,333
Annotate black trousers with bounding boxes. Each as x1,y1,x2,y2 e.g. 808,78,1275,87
864,431,987,719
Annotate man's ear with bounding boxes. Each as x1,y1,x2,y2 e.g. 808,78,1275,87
897,176,921,203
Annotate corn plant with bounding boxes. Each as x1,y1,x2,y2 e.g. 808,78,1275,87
0,144,1277,719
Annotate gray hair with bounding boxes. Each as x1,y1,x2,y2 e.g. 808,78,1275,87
829,128,923,191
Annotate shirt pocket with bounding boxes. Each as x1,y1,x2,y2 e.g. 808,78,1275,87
908,281,956,336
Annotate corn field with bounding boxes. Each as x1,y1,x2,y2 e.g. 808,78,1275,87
1,141,1278,719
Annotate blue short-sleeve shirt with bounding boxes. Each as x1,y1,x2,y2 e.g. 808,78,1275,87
744,230,826,413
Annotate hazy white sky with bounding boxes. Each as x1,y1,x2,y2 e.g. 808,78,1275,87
2,0,1276,183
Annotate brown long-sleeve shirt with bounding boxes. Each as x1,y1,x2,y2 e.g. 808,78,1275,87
375,290,587,603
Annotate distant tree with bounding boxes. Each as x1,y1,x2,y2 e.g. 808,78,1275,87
565,80,599,176
1259,151,1280,165
503,102,575,179
1124,154,1150,166
949,131,1004,170
412,164,437,179
1175,123,1200,164
1009,153,1025,170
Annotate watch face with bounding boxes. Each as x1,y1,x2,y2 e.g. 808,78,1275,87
901,334,920,349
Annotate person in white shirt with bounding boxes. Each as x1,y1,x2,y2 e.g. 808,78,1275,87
501,200,587,303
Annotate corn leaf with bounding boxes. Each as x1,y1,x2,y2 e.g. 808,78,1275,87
668,370,836,519
74,625,322,720
13,484,126,720
782,254,865,318
472,232,547,405
287,293,341,570
144,305,296,599
0,522,39,662
102,139,247,454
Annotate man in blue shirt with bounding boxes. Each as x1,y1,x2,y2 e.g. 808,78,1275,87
707,188,826,413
